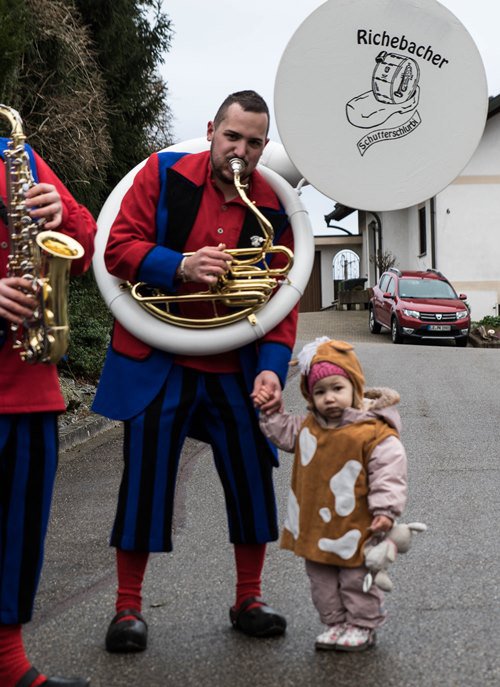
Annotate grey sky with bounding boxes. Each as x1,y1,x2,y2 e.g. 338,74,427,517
159,0,499,232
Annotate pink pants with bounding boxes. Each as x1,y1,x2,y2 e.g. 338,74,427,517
305,559,386,629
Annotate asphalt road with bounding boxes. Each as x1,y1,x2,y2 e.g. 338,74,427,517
24,334,500,687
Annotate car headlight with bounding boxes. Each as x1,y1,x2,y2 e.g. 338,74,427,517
456,310,468,320
402,308,419,319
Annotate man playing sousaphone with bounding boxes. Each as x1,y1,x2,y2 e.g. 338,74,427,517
93,90,298,650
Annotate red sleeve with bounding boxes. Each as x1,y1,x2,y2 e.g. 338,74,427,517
33,152,97,275
104,153,161,281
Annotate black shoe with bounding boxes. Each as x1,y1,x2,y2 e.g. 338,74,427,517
16,667,90,687
230,596,286,638
105,608,148,653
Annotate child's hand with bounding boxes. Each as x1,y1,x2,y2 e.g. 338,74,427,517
251,386,272,407
251,370,282,414
369,515,393,533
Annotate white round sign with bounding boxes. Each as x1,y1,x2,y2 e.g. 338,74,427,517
274,0,488,211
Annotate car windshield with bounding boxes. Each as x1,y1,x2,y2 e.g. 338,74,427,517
398,278,457,299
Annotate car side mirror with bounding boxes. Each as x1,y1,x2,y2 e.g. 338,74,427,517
382,291,393,299
459,294,467,300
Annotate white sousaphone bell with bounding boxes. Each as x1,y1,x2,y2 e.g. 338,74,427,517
93,139,314,355
274,0,487,211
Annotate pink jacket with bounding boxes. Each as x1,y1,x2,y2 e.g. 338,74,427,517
260,387,408,522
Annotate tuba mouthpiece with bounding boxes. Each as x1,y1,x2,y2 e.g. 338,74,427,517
229,157,246,174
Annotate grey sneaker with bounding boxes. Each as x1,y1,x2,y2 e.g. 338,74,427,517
315,623,349,650
334,623,376,652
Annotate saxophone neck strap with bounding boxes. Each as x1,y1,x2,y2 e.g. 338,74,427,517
0,137,39,183
0,138,9,223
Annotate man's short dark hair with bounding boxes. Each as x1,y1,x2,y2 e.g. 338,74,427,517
213,90,270,134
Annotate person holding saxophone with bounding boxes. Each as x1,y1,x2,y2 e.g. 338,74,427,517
0,113,96,687
92,90,298,651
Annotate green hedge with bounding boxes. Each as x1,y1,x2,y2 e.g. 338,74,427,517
471,315,500,329
59,271,112,383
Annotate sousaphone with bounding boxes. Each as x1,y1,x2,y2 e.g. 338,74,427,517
93,139,314,355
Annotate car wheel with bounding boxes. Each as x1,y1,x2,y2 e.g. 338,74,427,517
369,308,382,334
391,317,403,344
456,336,468,347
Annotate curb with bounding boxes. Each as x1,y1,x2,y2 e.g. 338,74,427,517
59,414,119,452
468,332,500,349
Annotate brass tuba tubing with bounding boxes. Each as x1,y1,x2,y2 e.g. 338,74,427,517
229,156,275,247
125,155,295,328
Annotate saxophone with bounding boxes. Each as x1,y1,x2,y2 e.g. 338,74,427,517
0,104,84,363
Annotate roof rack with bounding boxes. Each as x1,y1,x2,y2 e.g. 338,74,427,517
425,268,445,278
388,267,401,276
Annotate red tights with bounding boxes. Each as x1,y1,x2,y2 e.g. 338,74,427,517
233,543,266,609
0,625,46,687
113,543,266,621
115,549,149,620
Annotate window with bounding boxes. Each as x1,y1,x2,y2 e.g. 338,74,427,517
399,278,456,299
379,274,390,292
333,250,360,280
418,206,427,256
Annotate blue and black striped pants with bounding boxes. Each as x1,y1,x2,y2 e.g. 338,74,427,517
111,365,279,552
0,413,58,624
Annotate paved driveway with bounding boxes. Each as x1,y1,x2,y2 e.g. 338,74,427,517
29,335,500,687
297,308,390,344
297,309,464,348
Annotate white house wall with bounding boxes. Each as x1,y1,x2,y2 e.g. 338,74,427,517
434,113,500,320
435,185,500,282
379,210,411,273
457,116,500,174
363,210,413,288
366,110,500,321
320,247,336,307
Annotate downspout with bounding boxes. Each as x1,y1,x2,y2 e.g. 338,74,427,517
372,212,382,254
371,212,383,281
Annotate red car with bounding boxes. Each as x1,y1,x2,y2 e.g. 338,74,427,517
369,268,470,346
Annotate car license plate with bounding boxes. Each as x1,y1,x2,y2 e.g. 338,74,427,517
428,324,451,331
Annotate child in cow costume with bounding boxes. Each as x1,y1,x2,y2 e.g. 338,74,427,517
254,337,408,651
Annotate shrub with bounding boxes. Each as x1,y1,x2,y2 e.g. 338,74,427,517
471,315,500,329
369,250,398,275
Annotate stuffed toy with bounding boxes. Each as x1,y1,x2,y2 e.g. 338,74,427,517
363,522,427,593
